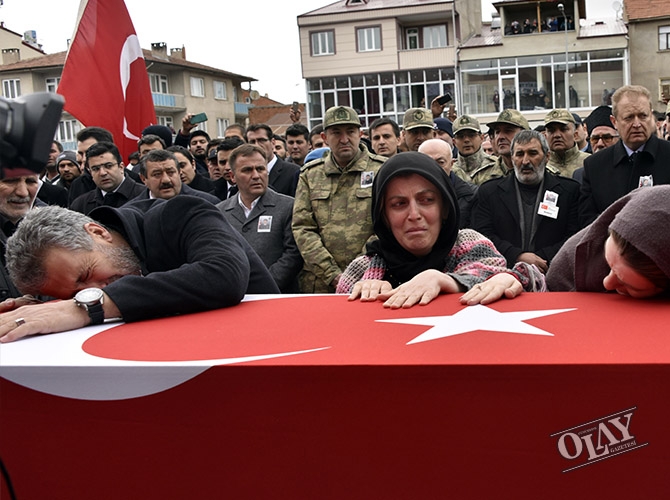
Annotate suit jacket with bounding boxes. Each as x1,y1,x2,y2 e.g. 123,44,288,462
579,134,670,227
472,172,581,268
69,176,146,214
131,184,220,205
91,196,279,323
218,189,303,293
268,155,300,197
37,181,68,207
213,178,239,201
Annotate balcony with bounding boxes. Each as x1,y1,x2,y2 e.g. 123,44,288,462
234,102,251,115
398,46,456,71
152,92,185,111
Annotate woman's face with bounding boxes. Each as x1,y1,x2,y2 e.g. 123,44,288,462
602,236,664,298
384,174,444,257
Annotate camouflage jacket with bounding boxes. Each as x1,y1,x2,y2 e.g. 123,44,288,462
547,145,590,178
292,145,386,293
452,148,500,185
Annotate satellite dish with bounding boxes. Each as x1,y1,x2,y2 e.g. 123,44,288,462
612,1,621,10
249,90,260,100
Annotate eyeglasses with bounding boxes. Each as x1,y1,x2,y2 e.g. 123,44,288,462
248,137,270,144
89,162,119,173
590,134,619,143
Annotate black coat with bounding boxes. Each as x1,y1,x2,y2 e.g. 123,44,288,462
37,181,68,208
91,196,279,323
472,171,581,268
69,176,146,214
579,134,670,227
268,155,300,197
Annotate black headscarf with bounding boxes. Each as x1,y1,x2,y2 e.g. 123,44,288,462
366,152,460,286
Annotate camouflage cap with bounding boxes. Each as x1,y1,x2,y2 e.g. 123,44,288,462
453,114,481,134
402,108,434,131
323,106,361,129
544,109,575,126
486,109,530,131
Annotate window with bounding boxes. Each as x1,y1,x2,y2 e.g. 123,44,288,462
150,73,169,94
660,26,670,51
357,27,381,52
157,116,174,130
423,25,447,48
660,79,670,102
406,28,419,50
190,77,205,97
214,81,227,100
46,77,60,93
217,118,230,137
311,31,335,56
2,79,21,98
233,86,238,102
56,119,80,144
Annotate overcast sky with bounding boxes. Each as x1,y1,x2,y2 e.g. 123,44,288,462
1,0,619,104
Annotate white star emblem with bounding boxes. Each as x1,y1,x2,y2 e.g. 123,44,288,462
376,304,576,345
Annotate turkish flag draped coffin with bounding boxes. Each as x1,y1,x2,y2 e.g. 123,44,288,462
1,293,669,499
57,0,156,161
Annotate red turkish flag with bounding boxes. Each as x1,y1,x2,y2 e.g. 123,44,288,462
57,0,156,161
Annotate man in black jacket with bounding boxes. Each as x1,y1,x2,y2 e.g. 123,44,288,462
0,196,279,343
579,85,670,227
70,142,145,214
472,130,580,273
246,123,299,197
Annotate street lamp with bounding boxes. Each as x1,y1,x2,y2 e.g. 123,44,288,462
558,3,569,110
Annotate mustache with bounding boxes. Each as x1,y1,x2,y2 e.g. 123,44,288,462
8,196,32,204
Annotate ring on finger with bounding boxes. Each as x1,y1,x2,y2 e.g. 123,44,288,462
14,317,26,327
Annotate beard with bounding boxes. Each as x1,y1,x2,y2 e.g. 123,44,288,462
97,241,142,282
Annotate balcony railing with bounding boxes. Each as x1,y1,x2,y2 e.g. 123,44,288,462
234,102,251,115
152,92,185,109
398,46,456,71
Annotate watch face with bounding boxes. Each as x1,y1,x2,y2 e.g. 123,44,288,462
76,288,103,304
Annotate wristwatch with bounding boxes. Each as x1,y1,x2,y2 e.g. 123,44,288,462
74,288,105,325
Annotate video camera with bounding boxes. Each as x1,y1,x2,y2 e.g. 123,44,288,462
0,92,64,179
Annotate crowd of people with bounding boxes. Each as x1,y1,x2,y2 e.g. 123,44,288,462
0,83,668,343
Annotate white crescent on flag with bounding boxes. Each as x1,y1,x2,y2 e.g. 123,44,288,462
120,33,143,141
0,321,330,401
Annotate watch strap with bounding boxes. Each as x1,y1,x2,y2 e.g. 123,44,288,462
86,301,105,325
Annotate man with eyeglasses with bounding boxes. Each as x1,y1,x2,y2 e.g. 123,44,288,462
579,85,670,227
70,142,145,215
584,105,620,154
245,124,299,197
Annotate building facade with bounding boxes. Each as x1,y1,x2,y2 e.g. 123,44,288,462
0,39,255,151
298,0,630,127
624,0,670,113
298,0,483,130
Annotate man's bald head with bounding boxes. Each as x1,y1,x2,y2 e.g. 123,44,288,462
418,139,454,174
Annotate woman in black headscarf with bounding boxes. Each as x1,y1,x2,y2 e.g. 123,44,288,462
337,152,545,308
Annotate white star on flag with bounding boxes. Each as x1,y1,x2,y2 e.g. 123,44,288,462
376,304,576,345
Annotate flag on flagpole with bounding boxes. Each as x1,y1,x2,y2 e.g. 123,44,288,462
58,0,156,162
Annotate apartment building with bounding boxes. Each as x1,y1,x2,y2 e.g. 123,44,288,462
0,38,255,150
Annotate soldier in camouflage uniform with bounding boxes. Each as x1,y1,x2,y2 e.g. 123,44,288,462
486,109,531,178
451,114,498,185
543,109,590,178
292,106,387,293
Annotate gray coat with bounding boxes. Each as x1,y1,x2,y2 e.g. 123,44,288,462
218,189,303,292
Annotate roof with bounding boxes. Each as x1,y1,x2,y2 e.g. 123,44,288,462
0,23,47,55
299,0,449,17
624,0,670,21
460,24,502,48
578,18,627,38
0,49,256,82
